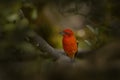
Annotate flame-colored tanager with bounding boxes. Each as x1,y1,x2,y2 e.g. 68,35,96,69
60,28,78,59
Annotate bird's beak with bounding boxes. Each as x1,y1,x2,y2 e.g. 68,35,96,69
59,31,65,35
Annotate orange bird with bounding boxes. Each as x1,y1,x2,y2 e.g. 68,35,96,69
60,29,78,59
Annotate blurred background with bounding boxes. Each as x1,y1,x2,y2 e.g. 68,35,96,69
0,0,120,80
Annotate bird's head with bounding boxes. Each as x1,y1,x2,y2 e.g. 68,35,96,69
60,29,74,37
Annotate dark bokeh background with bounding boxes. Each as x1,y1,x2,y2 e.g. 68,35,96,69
0,0,120,80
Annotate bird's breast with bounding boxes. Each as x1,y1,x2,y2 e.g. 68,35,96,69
62,36,78,58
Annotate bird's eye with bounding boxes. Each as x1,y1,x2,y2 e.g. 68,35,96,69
64,32,70,35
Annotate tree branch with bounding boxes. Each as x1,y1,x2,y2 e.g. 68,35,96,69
26,30,64,59
26,30,91,61
0,28,90,62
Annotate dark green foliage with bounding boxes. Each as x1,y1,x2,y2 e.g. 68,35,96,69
0,0,120,80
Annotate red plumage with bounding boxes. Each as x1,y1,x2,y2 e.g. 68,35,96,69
61,29,78,59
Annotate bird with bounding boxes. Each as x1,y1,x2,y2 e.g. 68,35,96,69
60,28,78,59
